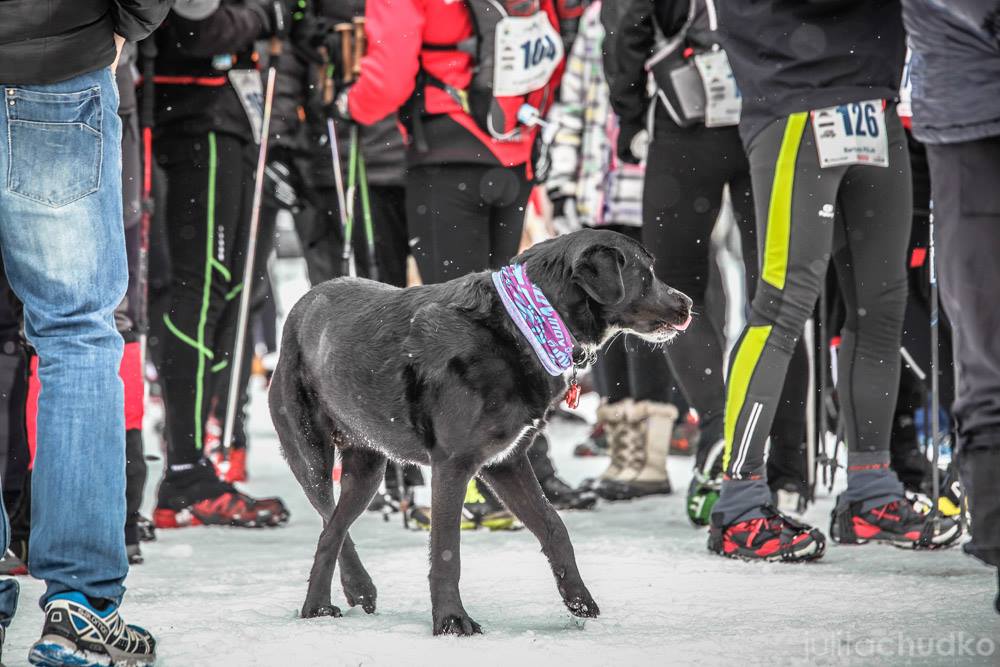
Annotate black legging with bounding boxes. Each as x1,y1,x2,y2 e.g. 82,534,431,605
406,163,530,282
715,108,912,522
155,131,254,468
642,110,808,485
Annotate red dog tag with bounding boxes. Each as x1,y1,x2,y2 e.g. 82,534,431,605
564,381,581,409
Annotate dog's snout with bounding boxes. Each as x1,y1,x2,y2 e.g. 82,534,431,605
669,288,693,310
666,287,694,330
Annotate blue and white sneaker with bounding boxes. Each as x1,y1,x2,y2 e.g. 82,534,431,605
28,592,155,666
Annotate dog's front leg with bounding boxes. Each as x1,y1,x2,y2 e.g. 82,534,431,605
429,460,483,636
481,453,600,619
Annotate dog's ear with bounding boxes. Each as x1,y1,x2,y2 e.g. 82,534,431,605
572,245,626,305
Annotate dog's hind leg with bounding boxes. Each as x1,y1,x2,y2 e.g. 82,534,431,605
301,446,386,619
428,459,483,636
480,453,600,619
269,362,379,613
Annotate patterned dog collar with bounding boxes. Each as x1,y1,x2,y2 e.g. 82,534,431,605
492,263,574,376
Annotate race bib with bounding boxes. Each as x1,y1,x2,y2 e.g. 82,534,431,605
811,100,888,168
693,50,741,128
494,13,563,97
228,69,264,144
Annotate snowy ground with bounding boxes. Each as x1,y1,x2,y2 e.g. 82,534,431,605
4,259,998,666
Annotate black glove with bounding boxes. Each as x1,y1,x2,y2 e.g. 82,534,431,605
290,13,337,64
548,194,580,235
263,160,301,212
616,119,645,164
532,130,553,184
332,85,354,123
253,0,305,39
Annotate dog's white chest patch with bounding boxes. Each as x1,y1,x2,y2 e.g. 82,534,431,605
485,421,539,467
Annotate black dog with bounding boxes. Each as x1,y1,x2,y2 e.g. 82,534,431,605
269,229,692,635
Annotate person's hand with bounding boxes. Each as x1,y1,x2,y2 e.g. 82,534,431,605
290,13,334,64
549,195,581,235
111,33,126,71
332,86,354,123
616,120,647,164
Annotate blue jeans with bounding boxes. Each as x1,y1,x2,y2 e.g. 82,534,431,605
0,67,129,623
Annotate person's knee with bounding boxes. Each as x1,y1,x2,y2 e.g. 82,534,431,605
843,274,907,349
747,283,814,354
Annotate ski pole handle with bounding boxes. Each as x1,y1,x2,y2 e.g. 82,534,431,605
335,23,354,84
352,17,366,79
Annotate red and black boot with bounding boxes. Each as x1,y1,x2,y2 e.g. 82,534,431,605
709,505,826,562
830,494,961,549
154,459,289,529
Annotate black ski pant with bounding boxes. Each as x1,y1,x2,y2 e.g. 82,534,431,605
715,107,912,523
120,105,147,539
154,131,254,471
406,162,560,489
890,133,954,491
290,178,410,288
588,225,675,407
926,136,1000,568
406,163,529,282
643,118,808,488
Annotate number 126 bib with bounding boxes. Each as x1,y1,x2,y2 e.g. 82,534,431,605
811,100,888,168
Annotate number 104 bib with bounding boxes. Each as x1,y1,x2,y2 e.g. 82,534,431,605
811,100,888,168
494,13,563,97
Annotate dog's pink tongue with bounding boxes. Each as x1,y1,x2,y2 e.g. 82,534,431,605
674,315,693,332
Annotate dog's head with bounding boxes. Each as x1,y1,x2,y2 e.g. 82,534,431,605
516,229,693,347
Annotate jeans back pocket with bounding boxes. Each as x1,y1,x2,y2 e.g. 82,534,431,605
5,86,103,208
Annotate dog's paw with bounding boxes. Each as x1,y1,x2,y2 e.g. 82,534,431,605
564,593,600,618
433,612,484,636
301,604,342,619
342,579,377,614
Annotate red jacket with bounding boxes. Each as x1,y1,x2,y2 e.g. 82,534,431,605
348,0,566,167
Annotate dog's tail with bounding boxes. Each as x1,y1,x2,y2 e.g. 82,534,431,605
269,311,337,522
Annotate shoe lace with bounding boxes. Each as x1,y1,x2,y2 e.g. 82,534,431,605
871,501,901,522
745,518,767,547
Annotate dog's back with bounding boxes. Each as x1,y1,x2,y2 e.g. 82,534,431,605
272,275,495,463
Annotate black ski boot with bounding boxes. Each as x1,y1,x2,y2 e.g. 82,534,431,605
540,474,597,510
709,505,826,562
830,493,961,548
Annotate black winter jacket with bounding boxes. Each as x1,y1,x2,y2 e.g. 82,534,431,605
717,0,906,144
0,0,171,84
150,0,271,142
606,0,699,137
902,0,1000,144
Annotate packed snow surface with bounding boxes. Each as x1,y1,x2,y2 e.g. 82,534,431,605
3,259,995,666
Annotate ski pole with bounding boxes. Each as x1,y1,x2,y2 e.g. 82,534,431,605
333,22,357,278
221,7,285,453
343,126,360,276
352,16,366,81
818,277,831,495
343,18,370,278
357,151,378,281
928,200,941,530
326,117,355,278
355,137,379,282
804,318,818,497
